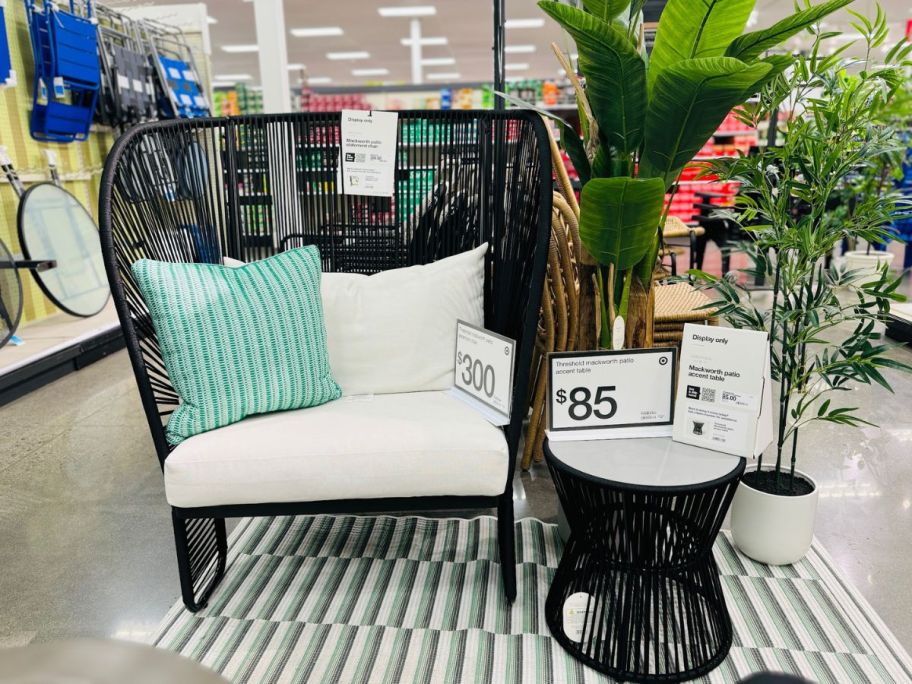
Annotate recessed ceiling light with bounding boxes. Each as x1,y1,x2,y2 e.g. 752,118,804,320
400,36,448,46
505,45,536,53
221,44,259,53
307,77,332,85
327,51,370,60
426,72,460,80
352,68,390,76
287,63,305,70
505,63,529,71
206,15,217,24
211,81,236,88
214,73,253,81
290,26,343,38
505,18,544,29
421,57,455,66
378,6,437,17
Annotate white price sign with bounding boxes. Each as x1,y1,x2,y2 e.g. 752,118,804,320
340,109,398,197
547,348,676,441
450,320,515,426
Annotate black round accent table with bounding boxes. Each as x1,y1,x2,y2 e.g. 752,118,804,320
544,437,745,683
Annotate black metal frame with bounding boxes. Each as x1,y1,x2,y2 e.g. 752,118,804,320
544,439,745,683
99,110,551,612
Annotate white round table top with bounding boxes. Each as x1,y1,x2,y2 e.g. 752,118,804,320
545,437,744,489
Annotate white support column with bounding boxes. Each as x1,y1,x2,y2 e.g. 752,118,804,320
253,0,290,112
409,19,423,85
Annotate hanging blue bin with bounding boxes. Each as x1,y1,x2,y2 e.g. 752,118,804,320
0,3,16,86
25,0,100,142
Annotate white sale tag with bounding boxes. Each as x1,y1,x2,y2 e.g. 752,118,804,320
672,324,773,457
547,348,676,441
449,320,515,426
562,592,593,642
340,109,398,197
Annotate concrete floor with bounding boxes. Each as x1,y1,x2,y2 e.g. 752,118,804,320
1,347,911,651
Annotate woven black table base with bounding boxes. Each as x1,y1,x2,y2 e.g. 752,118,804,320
545,446,744,683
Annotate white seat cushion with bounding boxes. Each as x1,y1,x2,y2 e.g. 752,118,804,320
164,391,508,508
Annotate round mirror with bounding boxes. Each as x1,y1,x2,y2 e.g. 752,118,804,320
0,237,24,348
18,183,109,317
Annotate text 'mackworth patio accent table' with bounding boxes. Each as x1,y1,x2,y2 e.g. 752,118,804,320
544,437,745,683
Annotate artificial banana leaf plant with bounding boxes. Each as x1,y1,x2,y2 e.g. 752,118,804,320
537,0,853,348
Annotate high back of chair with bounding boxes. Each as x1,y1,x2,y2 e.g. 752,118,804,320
99,110,552,466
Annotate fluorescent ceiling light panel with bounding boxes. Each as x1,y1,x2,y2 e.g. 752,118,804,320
307,77,332,85
352,68,390,76
505,45,535,53
211,81,236,88
327,51,370,60
214,73,253,81
287,63,305,70
421,57,455,66
505,18,544,29
426,72,460,80
221,44,259,53
290,26,343,37
400,36,448,46
505,63,529,71
378,5,437,17
206,15,217,24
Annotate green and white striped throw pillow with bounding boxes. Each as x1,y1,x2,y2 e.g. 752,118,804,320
132,246,341,445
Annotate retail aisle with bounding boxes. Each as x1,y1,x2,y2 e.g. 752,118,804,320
0,348,910,649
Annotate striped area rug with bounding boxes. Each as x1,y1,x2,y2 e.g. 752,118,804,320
153,515,912,683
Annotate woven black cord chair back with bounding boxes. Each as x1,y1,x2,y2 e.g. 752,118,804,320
98,111,551,474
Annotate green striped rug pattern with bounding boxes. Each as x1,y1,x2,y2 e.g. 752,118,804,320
153,515,912,683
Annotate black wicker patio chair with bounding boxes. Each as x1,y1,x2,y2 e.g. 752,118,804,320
98,111,551,611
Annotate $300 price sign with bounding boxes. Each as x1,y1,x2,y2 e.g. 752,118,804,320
453,320,516,421
548,348,677,440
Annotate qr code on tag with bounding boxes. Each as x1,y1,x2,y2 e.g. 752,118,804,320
701,387,716,402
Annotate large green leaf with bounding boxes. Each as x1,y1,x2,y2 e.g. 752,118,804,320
561,126,591,186
579,177,666,269
540,1,646,155
583,0,631,23
639,57,772,188
725,0,853,61
649,0,757,93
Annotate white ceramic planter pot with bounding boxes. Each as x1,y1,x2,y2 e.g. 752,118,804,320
730,467,819,565
843,250,895,279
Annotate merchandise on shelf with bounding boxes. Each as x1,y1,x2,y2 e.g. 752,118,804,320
24,0,101,142
0,2,16,86
95,4,158,128
304,92,370,112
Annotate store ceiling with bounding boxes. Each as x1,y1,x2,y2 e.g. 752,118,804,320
150,0,912,89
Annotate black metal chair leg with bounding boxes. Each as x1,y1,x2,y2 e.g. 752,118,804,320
497,494,516,602
172,512,227,612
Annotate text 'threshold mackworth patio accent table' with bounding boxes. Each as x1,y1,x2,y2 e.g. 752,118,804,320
544,437,745,683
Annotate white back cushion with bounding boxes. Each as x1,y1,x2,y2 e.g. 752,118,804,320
322,243,486,395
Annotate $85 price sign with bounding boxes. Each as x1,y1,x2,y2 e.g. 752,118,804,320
452,320,516,425
548,348,676,440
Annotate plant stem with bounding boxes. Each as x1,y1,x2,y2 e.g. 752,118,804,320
763,251,783,474
595,266,611,348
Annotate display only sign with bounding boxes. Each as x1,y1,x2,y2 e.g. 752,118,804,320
672,324,773,457
547,348,677,441
449,320,516,426
339,109,398,197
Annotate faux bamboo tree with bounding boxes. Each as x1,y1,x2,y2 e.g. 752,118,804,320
536,0,853,349
689,17,912,494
